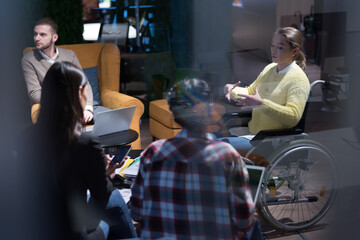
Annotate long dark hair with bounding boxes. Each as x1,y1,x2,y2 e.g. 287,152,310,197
276,27,306,71
37,61,87,146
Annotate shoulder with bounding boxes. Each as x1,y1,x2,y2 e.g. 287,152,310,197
57,47,80,66
76,134,103,156
73,134,105,167
204,140,241,159
58,47,77,57
292,64,308,78
256,63,277,80
78,133,101,149
22,49,35,60
58,47,75,54
263,63,277,73
142,137,240,163
288,65,310,86
140,139,168,159
22,49,40,63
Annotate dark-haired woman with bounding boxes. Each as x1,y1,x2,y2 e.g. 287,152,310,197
18,61,137,239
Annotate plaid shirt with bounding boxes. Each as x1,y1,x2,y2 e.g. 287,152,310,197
130,130,255,240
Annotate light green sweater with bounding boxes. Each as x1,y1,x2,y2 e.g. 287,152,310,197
231,63,310,134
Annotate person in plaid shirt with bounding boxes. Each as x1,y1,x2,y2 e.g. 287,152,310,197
130,78,259,239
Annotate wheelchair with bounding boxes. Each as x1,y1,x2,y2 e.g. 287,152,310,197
221,81,338,231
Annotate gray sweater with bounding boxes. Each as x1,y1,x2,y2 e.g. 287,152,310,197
21,48,93,111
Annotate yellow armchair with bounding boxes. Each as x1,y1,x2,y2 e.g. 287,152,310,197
23,43,144,149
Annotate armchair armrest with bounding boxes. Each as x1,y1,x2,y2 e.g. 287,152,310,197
101,89,145,149
31,103,40,124
236,108,252,118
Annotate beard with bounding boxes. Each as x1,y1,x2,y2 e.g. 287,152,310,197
35,39,54,51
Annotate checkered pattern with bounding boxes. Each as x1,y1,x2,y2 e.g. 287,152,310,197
130,130,255,240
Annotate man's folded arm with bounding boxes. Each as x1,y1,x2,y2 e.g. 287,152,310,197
21,56,42,104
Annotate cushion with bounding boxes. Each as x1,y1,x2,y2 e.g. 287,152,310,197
84,66,101,106
149,99,226,140
150,117,182,139
149,99,181,129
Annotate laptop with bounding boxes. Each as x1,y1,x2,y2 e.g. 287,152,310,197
83,106,136,136
246,165,266,203
101,22,129,48
83,23,102,41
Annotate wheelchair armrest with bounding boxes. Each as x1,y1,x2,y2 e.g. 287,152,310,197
250,128,303,145
236,108,252,118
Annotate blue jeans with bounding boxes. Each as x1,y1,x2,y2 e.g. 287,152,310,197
217,136,275,166
247,219,264,240
88,190,138,239
216,136,253,153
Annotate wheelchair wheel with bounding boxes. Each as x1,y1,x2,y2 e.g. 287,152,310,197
258,139,337,231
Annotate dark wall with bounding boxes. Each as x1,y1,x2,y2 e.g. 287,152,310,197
0,0,39,239
168,1,194,68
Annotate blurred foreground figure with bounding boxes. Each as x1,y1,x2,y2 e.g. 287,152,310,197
131,78,260,239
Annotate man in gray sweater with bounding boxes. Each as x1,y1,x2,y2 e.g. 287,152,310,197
22,18,95,123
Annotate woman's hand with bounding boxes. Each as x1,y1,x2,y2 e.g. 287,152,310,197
224,81,241,102
237,88,263,109
105,154,129,179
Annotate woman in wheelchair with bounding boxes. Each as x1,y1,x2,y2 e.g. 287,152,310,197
220,27,337,232
221,27,310,156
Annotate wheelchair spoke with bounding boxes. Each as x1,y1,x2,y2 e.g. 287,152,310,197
259,140,337,231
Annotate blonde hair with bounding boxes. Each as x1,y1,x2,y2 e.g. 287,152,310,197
276,27,306,71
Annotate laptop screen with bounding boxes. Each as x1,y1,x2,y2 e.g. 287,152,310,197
246,165,265,203
101,22,129,47
85,106,136,136
83,23,101,41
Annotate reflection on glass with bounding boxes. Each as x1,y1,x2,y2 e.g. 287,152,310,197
233,0,243,8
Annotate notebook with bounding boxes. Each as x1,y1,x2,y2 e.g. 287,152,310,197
246,165,265,203
83,106,136,136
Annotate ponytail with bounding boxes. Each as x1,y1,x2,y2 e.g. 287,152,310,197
295,50,306,71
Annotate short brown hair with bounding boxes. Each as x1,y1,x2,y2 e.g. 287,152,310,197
35,18,58,34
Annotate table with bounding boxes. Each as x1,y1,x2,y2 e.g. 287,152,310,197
97,129,139,149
